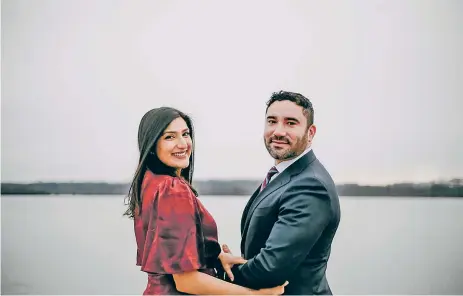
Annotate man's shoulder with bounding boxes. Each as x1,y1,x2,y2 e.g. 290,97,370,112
293,159,336,189
284,161,340,218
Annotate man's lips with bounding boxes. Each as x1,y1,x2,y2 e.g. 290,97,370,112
271,140,289,145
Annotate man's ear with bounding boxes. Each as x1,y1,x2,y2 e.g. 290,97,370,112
308,124,317,143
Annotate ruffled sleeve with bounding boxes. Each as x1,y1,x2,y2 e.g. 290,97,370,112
140,177,206,274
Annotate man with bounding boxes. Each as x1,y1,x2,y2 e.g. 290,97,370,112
223,91,341,295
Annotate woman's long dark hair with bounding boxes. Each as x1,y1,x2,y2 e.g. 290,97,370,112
123,107,197,219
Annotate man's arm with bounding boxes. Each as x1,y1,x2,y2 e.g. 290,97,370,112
232,178,332,289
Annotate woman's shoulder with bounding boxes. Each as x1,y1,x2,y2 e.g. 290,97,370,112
143,170,193,198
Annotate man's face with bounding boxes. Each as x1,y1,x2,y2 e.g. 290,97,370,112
264,100,316,164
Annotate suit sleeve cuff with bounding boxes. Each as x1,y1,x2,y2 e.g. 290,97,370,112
230,264,260,289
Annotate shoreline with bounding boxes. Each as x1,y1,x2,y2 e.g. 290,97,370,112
2,180,462,197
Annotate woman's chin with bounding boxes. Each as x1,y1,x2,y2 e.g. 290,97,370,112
174,160,190,170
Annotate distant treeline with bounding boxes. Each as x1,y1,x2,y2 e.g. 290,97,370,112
1,179,463,197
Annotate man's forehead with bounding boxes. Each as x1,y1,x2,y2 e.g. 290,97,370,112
266,101,305,119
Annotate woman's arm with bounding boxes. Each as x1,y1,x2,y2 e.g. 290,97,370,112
173,271,287,295
174,271,254,295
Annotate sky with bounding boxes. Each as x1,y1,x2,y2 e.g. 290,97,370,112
2,0,462,185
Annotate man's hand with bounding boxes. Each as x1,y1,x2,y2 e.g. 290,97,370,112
218,244,246,281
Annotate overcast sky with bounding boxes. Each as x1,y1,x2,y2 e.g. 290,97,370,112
2,0,462,184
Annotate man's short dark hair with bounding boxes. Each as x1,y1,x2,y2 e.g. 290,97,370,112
265,90,314,125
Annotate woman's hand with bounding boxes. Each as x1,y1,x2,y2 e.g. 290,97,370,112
219,244,289,295
218,245,247,281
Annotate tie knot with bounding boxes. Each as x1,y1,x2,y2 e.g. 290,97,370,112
260,166,279,192
266,166,278,179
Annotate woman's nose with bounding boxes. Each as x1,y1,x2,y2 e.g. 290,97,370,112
176,137,188,148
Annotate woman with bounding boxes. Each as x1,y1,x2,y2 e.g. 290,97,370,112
124,107,287,295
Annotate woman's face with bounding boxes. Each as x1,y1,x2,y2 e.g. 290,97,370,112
156,117,192,171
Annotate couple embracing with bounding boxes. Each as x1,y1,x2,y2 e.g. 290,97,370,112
124,91,341,295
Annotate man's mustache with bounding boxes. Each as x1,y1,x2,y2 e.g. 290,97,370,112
269,136,290,144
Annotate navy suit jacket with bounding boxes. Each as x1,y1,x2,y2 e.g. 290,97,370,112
230,150,341,295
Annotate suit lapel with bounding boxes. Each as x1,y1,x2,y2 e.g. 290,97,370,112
242,172,291,233
240,172,291,256
241,186,260,234
240,150,317,256
240,173,291,255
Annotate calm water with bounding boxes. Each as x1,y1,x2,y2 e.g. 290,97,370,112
1,195,463,295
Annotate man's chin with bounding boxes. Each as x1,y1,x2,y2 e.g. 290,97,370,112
270,151,289,160
270,149,299,161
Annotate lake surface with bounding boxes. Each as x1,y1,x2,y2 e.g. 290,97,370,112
1,195,463,295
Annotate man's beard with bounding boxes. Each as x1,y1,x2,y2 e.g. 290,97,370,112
265,133,308,161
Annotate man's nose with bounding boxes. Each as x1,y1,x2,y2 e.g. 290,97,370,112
273,124,286,137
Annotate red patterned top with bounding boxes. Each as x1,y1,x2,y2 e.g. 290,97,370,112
134,170,222,295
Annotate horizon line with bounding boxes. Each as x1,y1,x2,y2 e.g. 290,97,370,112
1,177,462,186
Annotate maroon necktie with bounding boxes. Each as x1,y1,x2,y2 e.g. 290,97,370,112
260,166,279,192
